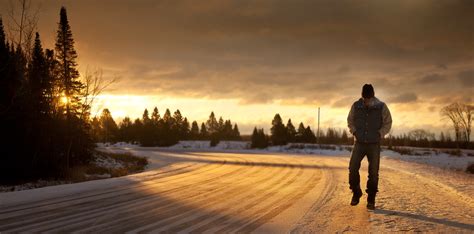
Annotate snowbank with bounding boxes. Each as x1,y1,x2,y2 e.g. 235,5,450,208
381,148,474,171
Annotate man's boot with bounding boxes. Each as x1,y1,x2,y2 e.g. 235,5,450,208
367,193,376,210
350,188,363,206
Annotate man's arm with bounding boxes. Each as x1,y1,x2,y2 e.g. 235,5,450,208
379,103,392,137
347,104,356,135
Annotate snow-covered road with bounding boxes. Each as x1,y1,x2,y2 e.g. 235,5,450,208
0,147,473,233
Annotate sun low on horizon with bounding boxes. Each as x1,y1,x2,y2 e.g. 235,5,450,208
2,0,472,136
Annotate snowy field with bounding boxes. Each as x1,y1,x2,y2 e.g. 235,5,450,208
101,141,474,172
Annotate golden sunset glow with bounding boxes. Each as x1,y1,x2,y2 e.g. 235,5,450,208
2,0,470,136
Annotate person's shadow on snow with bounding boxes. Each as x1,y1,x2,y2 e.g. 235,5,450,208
374,208,474,231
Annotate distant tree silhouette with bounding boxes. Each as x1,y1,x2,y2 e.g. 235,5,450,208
303,126,316,143
286,119,296,143
206,112,219,134
251,127,269,148
200,122,209,139
182,117,190,139
118,117,133,143
296,122,306,143
99,109,119,143
232,124,241,140
271,114,287,145
140,109,154,146
190,121,200,140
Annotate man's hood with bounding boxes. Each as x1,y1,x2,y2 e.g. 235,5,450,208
358,97,382,107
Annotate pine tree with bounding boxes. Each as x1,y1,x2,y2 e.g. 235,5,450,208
190,121,200,140
140,108,154,146
0,17,10,107
99,108,118,143
251,127,268,149
223,119,233,140
119,117,133,142
29,32,51,117
90,116,101,142
232,124,241,140
286,119,296,143
54,6,93,168
271,114,287,145
142,108,150,124
218,117,225,134
151,107,160,125
206,111,219,134
200,122,208,139
150,107,161,144
181,117,190,140
341,129,349,144
296,122,306,142
55,6,83,120
304,126,316,143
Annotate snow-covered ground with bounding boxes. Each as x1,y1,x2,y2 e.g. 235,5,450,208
102,141,474,172
1,148,473,233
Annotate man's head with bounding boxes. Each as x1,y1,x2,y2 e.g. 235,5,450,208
362,84,375,99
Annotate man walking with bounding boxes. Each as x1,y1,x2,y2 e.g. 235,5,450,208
347,84,392,209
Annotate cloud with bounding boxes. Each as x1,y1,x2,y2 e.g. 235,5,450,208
418,74,445,84
2,0,471,108
457,70,474,87
389,93,418,103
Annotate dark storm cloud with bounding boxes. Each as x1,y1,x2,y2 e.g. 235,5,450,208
1,0,472,105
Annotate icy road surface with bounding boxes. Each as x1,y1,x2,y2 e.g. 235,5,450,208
1,147,473,233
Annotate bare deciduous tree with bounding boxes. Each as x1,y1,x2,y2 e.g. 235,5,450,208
441,102,473,144
80,67,118,121
6,0,40,60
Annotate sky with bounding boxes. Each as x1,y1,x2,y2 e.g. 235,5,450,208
1,0,473,136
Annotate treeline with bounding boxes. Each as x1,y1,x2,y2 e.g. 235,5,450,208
384,129,473,149
251,114,317,148
0,8,93,181
251,114,473,149
91,108,241,146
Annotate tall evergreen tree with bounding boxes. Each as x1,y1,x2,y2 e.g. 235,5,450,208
181,117,190,140
286,119,296,143
303,126,316,143
140,108,154,146
118,117,133,142
55,7,92,168
296,122,306,142
99,108,118,143
271,114,287,145
200,122,208,139
251,127,268,149
206,112,219,134
151,107,161,125
223,119,233,140
29,33,51,116
190,121,200,140
55,6,82,119
0,17,10,108
90,116,101,142
232,124,241,140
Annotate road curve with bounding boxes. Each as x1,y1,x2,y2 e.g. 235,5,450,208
0,148,473,233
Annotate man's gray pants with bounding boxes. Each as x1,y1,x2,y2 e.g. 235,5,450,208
349,142,380,195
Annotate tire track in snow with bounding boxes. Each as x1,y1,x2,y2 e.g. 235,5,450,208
0,156,250,232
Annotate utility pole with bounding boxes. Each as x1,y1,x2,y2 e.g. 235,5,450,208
317,107,320,144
